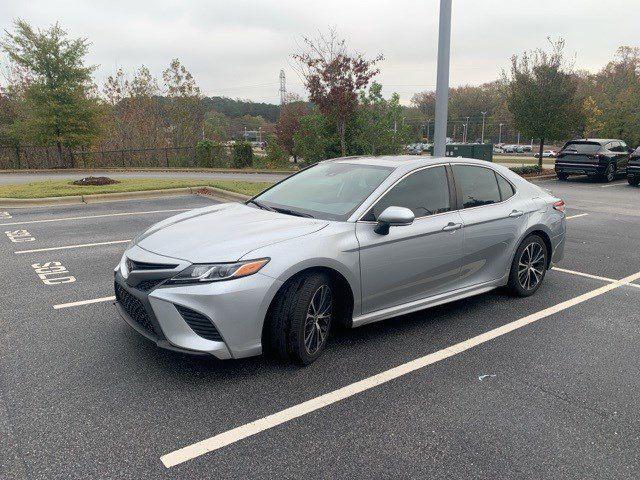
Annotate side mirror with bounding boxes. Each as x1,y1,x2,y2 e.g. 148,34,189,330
374,206,415,235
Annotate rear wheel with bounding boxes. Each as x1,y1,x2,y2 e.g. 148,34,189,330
629,176,640,187
507,235,548,297
556,172,569,181
601,164,616,183
266,272,334,365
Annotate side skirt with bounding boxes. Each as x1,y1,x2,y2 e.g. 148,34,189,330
351,276,508,328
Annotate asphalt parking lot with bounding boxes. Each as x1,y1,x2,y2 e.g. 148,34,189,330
1,176,639,479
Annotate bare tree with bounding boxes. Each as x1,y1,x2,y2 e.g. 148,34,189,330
294,29,382,156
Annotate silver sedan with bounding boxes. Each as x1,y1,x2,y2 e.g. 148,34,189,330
114,156,566,364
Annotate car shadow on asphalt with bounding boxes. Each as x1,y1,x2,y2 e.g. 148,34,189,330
117,286,512,383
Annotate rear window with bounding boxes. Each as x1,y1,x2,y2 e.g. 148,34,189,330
561,142,602,155
632,147,640,157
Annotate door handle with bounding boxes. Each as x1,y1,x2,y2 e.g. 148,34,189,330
442,222,463,232
508,210,524,218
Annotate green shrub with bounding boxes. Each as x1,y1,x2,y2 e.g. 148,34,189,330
232,141,253,168
195,140,213,167
509,164,542,175
255,137,290,170
211,142,231,168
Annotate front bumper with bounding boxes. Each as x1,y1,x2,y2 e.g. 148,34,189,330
555,162,605,176
627,165,640,179
114,246,282,359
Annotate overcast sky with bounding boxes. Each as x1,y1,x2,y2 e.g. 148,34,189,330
2,0,639,105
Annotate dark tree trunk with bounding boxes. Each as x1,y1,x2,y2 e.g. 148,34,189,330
56,141,63,168
538,138,544,170
338,119,346,156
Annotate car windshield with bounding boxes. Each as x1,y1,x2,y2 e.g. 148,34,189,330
253,162,393,221
561,142,601,154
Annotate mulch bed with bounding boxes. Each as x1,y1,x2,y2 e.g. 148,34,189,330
71,176,120,186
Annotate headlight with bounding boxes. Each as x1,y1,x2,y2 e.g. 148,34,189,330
166,258,270,284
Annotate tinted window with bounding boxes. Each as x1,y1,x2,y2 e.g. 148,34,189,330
255,162,392,221
496,173,515,200
366,166,450,220
561,142,602,154
453,165,501,209
607,142,620,152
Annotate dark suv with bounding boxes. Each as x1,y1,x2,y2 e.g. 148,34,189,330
555,139,631,182
628,147,640,186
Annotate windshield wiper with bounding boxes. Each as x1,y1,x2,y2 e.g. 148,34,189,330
247,199,276,212
272,207,315,218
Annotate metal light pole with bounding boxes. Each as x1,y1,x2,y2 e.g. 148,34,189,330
433,0,452,157
463,116,470,143
498,123,504,144
481,111,487,143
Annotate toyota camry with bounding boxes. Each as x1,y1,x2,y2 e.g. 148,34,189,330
114,156,566,364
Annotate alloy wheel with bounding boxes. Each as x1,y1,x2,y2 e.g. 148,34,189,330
304,284,332,355
517,242,546,291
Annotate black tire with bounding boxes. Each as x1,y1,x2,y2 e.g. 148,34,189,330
507,235,548,297
601,164,616,183
265,272,334,365
629,176,640,187
556,172,569,181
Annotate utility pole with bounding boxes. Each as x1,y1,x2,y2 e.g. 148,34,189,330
517,131,521,146
481,111,487,143
498,123,504,144
433,0,452,157
463,116,470,143
279,70,286,105
426,118,432,143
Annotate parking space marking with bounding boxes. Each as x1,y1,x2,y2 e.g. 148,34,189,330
31,262,76,285
53,296,115,310
15,239,130,254
5,229,36,243
1,211,12,219
566,213,589,219
160,269,640,468
600,182,627,188
553,267,640,290
0,208,191,227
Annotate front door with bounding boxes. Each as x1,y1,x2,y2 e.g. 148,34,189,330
356,165,464,315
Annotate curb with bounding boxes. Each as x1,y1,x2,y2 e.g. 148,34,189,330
0,186,250,208
527,173,558,182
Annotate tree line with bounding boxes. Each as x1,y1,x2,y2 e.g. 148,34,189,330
1,20,639,169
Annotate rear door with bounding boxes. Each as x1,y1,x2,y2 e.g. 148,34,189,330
452,164,532,288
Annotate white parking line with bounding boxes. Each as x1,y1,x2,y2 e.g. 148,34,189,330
566,213,589,219
0,208,190,227
600,182,627,188
15,240,131,254
553,267,640,289
160,269,640,468
53,296,115,310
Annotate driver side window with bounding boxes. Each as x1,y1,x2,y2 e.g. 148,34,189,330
363,166,451,221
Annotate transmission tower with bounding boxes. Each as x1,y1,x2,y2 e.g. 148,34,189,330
279,70,286,105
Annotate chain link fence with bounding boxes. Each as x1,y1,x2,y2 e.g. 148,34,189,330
0,145,235,170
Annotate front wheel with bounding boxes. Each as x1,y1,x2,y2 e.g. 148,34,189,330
556,172,569,181
266,272,334,365
507,235,548,297
629,176,640,187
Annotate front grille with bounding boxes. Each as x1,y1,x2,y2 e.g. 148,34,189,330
135,279,165,292
115,283,157,335
175,304,223,342
127,259,178,271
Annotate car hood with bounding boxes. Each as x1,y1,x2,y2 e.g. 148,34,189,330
136,202,329,263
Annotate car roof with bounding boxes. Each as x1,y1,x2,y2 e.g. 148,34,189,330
325,155,494,172
566,139,620,145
